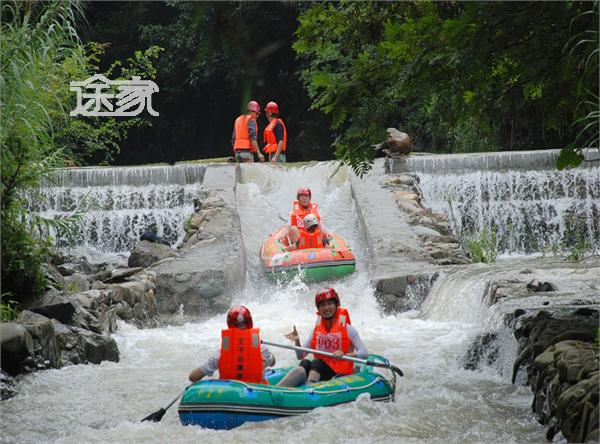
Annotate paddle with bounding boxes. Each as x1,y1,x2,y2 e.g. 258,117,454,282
141,384,192,422
262,340,404,377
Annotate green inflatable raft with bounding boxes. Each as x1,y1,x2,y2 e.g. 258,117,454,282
178,355,397,430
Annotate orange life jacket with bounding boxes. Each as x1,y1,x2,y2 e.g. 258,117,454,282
297,227,324,249
233,114,257,152
290,201,320,228
310,307,354,375
263,118,287,154
218,327,264,383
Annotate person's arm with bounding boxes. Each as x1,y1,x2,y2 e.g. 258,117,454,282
248,119,264,161
261,346,276,368
188,350,220,382
271,122,284,162
189,367,206,382
346,325,368,359
298,335,313,360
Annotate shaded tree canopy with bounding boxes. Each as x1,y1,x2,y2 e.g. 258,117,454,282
82,1,335,165
294,1,598,174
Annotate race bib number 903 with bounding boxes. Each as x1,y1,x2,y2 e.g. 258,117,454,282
316,333,342,352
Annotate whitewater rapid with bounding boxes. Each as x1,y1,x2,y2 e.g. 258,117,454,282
1,163,545,443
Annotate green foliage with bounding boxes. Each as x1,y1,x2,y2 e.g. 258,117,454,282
0,206,50,299
0,1,161,303
0,295,20,322
295,1,598,175
86,1,329,164
558,1,599,169
564,237,590,263
464,229,498,264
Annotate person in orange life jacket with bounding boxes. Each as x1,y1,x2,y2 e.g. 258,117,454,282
188,306,275,383
280,187,331,250
276,288,368,387
284,214,330,251
231,100,265,163
263,101,287,163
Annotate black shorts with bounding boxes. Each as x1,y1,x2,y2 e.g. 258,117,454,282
299,358,337,381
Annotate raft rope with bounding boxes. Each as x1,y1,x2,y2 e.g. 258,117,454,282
235,376,386,395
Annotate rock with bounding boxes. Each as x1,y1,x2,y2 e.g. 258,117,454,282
56,263,78,276
43,263,65,291
0,323,34,376
139,230,167,244
18,311,60,370
385,175,416,187
77,328,119,364
51,320,84,366
393,191,419,202
116,281,145,306
189,212,208,229
91,281,108,290
98,307,118,334
115,302,134,320
70,293,97,311
414,226,442,237
463,332,499,370
88,270,112,282
128,241,173,268
29,288,75,324
1,369,17,400
200,194,225,210
386,128,411,155
63,273,90,294
527,279,558,292
150,174,245,316
105,267,143,283
397,201,421,214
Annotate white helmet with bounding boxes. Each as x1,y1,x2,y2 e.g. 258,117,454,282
303,214,319,229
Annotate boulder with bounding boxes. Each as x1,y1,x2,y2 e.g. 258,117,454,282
414,225,442,237
76,328,119,364
18,311,60,370
105,267,143,283
63,273,90,294
0,323,34,375
1,369,17,400
42,263,65,291
51,319,84,366
128,240,173,268
29,288,75,324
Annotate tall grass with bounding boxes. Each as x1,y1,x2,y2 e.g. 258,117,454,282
1,1,87,300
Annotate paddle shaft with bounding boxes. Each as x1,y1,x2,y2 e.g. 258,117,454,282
141,384,192,422
261,340,403,376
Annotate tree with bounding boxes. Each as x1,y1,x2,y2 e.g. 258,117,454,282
294,1,598,175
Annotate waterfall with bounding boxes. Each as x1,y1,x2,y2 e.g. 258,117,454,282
25,164,206,262
417,167,600,254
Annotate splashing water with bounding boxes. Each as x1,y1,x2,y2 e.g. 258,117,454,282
2,163,547,443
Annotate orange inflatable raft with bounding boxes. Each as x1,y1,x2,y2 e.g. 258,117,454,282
260,226,356,282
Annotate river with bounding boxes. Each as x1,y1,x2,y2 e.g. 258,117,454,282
1,162,547,443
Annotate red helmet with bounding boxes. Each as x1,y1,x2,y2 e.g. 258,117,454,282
265,101,279,114
226,305,253,329
247,100,260,114
297,187,311,199
315,288,340,307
